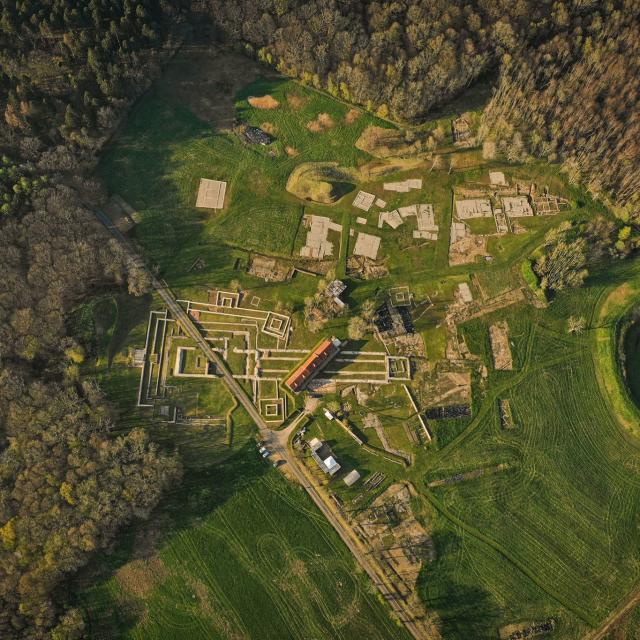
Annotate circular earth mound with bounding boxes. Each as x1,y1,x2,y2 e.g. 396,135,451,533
286,162,356,204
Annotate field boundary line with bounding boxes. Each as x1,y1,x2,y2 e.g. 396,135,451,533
290,204,305,256
423,487,597,627
581,582,640,640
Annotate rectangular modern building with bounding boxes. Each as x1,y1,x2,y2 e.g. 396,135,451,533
308,438,341,476
285,337,342,392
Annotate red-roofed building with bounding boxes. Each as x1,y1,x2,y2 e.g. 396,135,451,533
285,337,342,392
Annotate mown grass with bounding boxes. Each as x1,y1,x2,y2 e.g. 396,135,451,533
76,446,410,640
592,265,640,440
98,74,382,278
97,61,589,306
418,295,640,630
417,509,589,640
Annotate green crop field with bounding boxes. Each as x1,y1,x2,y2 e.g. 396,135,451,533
413,278,640,636
76,446,410,640
417,509,590,640
79,44,640,640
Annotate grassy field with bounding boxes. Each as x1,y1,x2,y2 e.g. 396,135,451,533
76,445,410,640
96,46,596,310
592,261,640,440
414,284,640,634
77,289,417,637
603,602,640,639
80,44,640,640
417,509,589,639
98,56,385,285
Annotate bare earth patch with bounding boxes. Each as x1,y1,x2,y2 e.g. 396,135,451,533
434,370,472,405
352,483,434,629
318,113,335,129
489,321,513,371
307,112,335,132
260,122,277,135
116,555,168,599
345,108,361,124
290,558,308,578
449,234,488,266
286,146,298,157
356,124,427,158
248,94,279,109
188,576,249,639
286,92,308,110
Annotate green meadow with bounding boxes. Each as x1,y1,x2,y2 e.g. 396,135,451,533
416,279,640,635
79,46,640,639
77,446,410,640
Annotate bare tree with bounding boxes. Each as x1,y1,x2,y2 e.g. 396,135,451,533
567,316,586,334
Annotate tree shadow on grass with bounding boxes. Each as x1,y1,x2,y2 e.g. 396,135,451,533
417,527,502,640
97,93,222,282
107,293,153,367
72,441,270,635
167,440,270,524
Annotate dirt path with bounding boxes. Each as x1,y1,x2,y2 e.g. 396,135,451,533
582,585,640,640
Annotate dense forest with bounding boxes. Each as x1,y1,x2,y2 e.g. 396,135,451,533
0,0,185,150
0,0,638,637
211,0,595,121
0,1,186,637
480,0,640,215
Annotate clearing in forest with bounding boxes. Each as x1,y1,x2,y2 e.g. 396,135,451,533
89,42,640,640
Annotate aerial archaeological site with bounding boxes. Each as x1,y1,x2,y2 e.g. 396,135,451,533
1,1,640,639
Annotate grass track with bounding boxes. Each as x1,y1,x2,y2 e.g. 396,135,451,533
417,293,640,630
78,448,410,640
